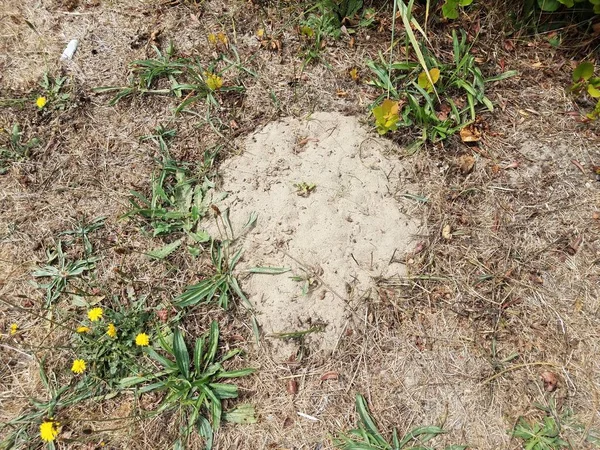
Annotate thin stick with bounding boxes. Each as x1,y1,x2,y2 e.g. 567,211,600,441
480,361,561,385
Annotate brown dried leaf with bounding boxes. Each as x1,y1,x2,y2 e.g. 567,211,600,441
540,371,558,392
436,103,451,121
156,309,169,323
529,273,544,285
286,379,298,395
442,224,452,240
567,235,582,255
320,371,339,381
458,154,476,175
460,125,481,143
283,416,294,428
413,241,425,254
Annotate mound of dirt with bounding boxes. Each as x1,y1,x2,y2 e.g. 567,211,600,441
213,112,420,355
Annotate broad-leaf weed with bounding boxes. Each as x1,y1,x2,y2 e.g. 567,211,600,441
120,321,256,449
334,394,467,450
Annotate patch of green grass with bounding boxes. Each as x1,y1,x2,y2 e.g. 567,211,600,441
120,321,256,449
32,241,98,307
367,28,516,151
334,394,467,450
512,398,600,450
175,239,251,310
299,0,375,66
39,72,72,112
94,42,250,114
123,127,217,244
59,216,106,258
513,416,569,450
0,124,40,174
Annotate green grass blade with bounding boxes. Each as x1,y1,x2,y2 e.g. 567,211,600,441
204,321,219,368
145,347,177,370
173,328,190,379
208,383,239,399
485,70,518,83
200,384,222,430
355,394,387,446
397,425,445,447
396,0,438,99
194,337,205,375
218,368,256,379
197,415,214,450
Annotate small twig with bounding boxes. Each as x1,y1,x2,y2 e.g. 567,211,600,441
480,361,561,385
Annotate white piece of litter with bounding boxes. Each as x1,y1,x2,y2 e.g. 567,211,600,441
60,39,78,60
297,412,320,422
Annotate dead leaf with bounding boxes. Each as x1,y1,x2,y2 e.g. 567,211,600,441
286,379,298,395
529,273,543,285
458,154,475,175
502,161,520,170
593,22,600,35
336,90,348,98
442,224,452,240
567,235,582,255
156,309,169,323
593,211,600,220
504,40,515,51
436,103,451,121
413,241,425,254
540,371,558,392
283,416,294,428
571,159,585,174
460,125,481,143
320,371,339,381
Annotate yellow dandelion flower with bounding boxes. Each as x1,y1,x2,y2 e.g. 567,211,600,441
205,73,223,91
87,307,103,322
36,96,47,109
71,359,86,374
9,323,18,335
135,333,149,347
106,323,117,338
76,326,91,333
40,420,60,442
217,32,228,45
208,33,217,45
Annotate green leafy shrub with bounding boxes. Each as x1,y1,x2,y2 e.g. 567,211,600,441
439,0,600,18
570,61,600,119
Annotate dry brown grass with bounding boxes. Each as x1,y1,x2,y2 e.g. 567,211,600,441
2,0,600,449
